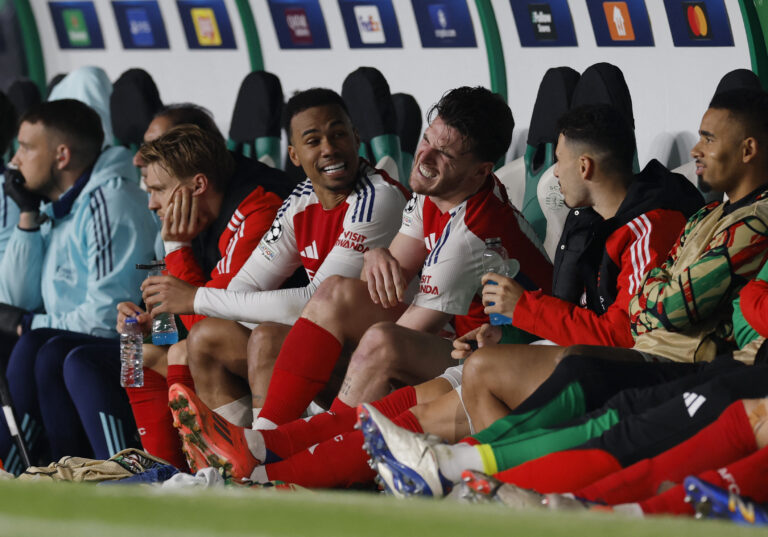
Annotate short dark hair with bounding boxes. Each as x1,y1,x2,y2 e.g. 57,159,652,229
284,88,350,141
557,104,636,175
155,103,223,142
709,88,768,146
21,99,104,168
0,91,17,156
427,87,513,163
138,124,234,192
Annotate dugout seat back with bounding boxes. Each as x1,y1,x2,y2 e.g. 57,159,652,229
342,67,404,184
541,63,637,263
229,71,284,167
7,79,42,154
392,92,422,182
7,78,41,119
110,68,163,151
571,63,637,173
496,66,579,244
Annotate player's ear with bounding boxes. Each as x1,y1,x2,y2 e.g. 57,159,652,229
288,145,301,167
191,173,208,195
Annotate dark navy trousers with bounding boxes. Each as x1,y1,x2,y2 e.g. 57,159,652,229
0,328,139,474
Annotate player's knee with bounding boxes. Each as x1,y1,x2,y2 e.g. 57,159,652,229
561,344,591,360
308,275,347,303
61,348,97,389
35,336,66,368
248,323,283,358
461,348,495,387
554,349,589,372
186,320,220,367
354,322,400,370
166,341,187,366
247,323,282,373
304,275,360,317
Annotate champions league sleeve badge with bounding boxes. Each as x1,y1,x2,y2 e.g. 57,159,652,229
264,220,283,243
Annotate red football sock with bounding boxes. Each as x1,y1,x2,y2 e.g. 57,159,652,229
714,444,768,504
167,364,195,391
259,318,342,426
265,429,374,488
639,483,692,516
263,403,426,488
261,409,358,460
576,401,757,505
640,444,768,515
329,397,352,414
392,409,424,433
494,449,622,493
371,386,417,418
263,386,420,459
126,368,188,470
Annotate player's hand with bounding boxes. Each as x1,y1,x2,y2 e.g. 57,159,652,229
4,167,45,213
116,301,151,336
161,185,210,242
481,272,524,317
362,247,407,308
0,303,28,339
141,275,197,316
451,323,502,359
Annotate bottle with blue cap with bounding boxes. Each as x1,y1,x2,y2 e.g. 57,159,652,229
120,317,144,387
481,237,520,325
137,261,179,345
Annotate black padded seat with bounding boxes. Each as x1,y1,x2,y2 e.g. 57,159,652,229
7,79,41,119
342,67,404,182
341,66,397,146
571,62,635,129
527,66,580,169
391,93,421,156
715,69,762,94
110,68,163,147
229,70,284,144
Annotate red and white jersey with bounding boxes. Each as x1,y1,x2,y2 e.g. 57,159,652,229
399,175,553,336
194,161,408,325
513,208,686,347
165,185,283,329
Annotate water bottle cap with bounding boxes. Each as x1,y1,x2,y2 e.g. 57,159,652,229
484,237,502,246
125,317,138,324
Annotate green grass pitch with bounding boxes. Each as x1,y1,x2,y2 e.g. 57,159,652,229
0,479,766,536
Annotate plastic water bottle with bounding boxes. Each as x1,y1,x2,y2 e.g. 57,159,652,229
120,317,144,388
481,237,519,326
147,262,179,345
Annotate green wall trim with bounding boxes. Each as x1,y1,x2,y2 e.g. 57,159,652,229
738,0,768,88
12,0,46,94
474,0,507,102
234,0,264,72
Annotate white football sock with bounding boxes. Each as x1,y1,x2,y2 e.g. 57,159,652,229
253,416,278,430
433,443,484,483
242,428,266,461
213,395,251,427
612,503,644,517
249,465,268,483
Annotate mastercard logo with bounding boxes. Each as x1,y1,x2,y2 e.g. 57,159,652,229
686,3,709,38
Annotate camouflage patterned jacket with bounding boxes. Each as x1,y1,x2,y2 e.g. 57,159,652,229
629,185,768,362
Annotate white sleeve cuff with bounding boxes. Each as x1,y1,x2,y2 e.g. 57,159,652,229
163,241,191,255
